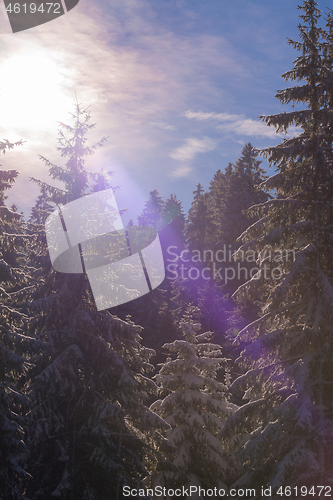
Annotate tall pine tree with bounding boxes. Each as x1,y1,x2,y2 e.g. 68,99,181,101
224,1,333,493
0,164,37,500
25,102,168,499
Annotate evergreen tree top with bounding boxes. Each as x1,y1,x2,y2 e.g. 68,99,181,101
192,183,204,201
31,100,108,205
137,189,164,229
257,0,333,200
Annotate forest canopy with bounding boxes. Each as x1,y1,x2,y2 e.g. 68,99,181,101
1,1,333,498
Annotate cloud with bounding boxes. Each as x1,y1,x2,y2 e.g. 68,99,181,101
169,165,193,178
185,110,296,139
170,137,216,161
217,118,279,138
0,0,261,214
148,121,176,131
184,110,241,122
168,136,217,178
2,1,243,170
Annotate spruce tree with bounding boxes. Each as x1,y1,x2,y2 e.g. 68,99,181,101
218,144,267,247
167,184,214,314
185,184,213,255
206,144,269,294
0,167,35,500
137,189,165,230
25,102,168,499
137,190,186,276
170,147,267,339
113,191,186,358
150,306,236,491
208,165,233,228
224,0,333,493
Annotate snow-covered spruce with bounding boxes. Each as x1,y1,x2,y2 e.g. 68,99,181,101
150,308,237,491
24,102,169,500
224,1,333,494
0,165,40,500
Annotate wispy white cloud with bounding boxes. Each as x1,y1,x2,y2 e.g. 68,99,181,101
217,118,279,138
184,110,241,122
185,110,297,139
169,165,193,178
168,137,216,178
148,121,176,131
170,137,216,161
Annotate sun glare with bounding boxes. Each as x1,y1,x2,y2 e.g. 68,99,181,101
0,52,73,134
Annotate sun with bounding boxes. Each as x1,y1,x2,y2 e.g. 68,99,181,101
0,51,73,134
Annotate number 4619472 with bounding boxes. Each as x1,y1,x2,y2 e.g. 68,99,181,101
276,486,332,497
5,3,61,14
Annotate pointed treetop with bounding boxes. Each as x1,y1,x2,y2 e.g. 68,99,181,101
31,100,108,205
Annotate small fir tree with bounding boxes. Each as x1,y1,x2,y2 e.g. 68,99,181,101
150,307,237,491
137,189,165,230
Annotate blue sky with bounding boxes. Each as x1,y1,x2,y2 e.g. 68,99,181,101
0,0,327,220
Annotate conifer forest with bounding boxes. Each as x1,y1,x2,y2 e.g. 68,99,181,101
2,1,333,499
